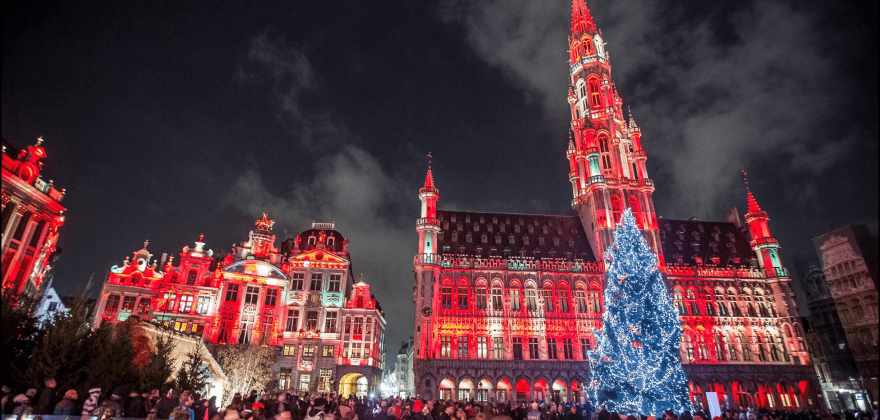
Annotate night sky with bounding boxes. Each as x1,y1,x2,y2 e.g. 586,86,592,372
3,0,877,365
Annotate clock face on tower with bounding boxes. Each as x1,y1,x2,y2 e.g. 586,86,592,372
421,306,433,317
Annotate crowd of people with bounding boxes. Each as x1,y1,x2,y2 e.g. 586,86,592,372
2,381,875,420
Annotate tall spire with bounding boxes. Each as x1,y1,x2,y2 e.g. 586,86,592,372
423,152,435,191
742,170,763,214
571,0,596,35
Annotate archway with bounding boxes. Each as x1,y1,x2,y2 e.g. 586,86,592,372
552,380,567,404
497,379,512,403
708,381,728,409
777,382,798,409
477,379,493,402
339,373,365,399
515,379,531,401
439,378,455,401
571,381,585,404
459,378,475,401
534,379,549,402
757,381,775,408
689,380,705,409
732,381,753,408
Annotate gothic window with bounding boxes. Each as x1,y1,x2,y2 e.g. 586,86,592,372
715,331,727,361
513,337,524,360
589,77,602,109
611,195,623,225
491,286,503,310
525,287,538,312
559,289,570,312
493,337,504,359
528,337,540,359
682,331,695,361
458,336,469,358
575,290,588,313
628,195,642,228
703,288,716,316
697,333,709,361
441,336,452,358
738,332,751,361
755,289,770,317
674,288,686,315
581,36,594,55
542,288,555,312
441,286,453,309
510,287,521,311
589,285,603,313
599,135,609,153
475,286,487,310
563,338,574,360
687,289,701,316
477,336,488,358
547,338,558,359
457,286,468,309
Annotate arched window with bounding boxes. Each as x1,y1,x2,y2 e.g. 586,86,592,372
599,134,609,153
558,286,571,312
687,289,701,316
588,77,602,109
703,288,716,316
491,283,503,311
728,289,742,317
611,195,623,226
570,42,580,63
726,331,738,361
628,195,643,228
755,289,770,317
715,288,728,316
696,332,709,361
542,286,555,312
682,331,695,361
589,284,603,313
714,330,727,361
738,332,751,361
581,36,594,56
509,284,522,312
525,284,538,312
457,281,469,310
744,290,757,317
674,288,686,316
755,331,769,362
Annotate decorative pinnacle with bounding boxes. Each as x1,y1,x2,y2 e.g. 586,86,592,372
423,152,436,190
36,137,44,146
743,170,763,214
628,106,640,132
199,233,204,242
143,240,149,249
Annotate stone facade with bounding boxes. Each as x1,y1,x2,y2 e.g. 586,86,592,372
411,0,821,412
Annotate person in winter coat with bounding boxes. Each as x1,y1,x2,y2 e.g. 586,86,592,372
83,388,102,416
127,390,148,418
96,388,125,420
12,393,34,419
36,378,57,415
53,389,79,415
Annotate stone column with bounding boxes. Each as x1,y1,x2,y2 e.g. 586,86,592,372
1,202,22,250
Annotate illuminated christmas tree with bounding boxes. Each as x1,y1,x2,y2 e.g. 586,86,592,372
588,208,691,416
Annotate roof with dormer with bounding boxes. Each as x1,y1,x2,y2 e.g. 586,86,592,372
435,209,596,261
658,218,754,267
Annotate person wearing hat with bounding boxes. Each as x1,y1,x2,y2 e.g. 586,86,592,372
83,388,102,416
53,389,79,415
12,392,34,418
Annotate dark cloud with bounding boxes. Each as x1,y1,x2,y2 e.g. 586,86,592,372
229,34,417,349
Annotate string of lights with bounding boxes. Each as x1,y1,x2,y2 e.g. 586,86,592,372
588,208,691,416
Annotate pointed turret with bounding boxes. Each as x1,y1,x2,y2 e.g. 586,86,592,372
742,171,783,276
417,154,440,256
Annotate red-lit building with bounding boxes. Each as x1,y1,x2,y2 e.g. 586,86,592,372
2,137,66,296
94,217,385,396
411,0,819,410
